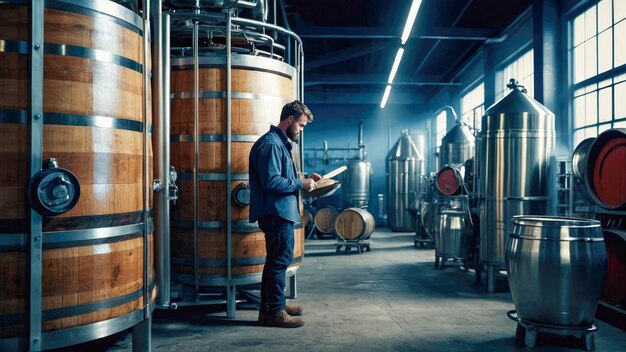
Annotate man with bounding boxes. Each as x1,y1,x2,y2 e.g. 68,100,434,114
249,100,321,328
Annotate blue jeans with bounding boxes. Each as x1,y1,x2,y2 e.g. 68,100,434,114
258,215,294,314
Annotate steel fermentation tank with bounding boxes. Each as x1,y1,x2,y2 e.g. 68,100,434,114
386,130,424,231
478,82,555,292
343,159,372,208
439,121,475,167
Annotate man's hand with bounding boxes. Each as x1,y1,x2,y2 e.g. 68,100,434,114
302,178,318,192
308,173,322,182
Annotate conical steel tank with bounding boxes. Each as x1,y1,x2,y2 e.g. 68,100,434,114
478,83,555,284
386,130,424,231
440,122,475,167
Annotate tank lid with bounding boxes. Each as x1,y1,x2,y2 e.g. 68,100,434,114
387,129,423,160
510,215,603,241
484,80,553,117
441,122,475,146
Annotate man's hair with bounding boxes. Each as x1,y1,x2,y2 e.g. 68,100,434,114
279,100,314,122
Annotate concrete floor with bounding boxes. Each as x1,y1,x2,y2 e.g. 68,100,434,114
58,229,626,351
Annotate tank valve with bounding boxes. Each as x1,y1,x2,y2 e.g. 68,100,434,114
232,183,250,207
28,158,80,216
168,166,178,204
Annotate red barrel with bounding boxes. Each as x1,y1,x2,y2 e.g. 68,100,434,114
586,129,626,209
602,229,626,305
436,165,464,195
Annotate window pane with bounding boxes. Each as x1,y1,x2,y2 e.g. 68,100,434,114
585,39,598,80
598,0,612,31
574,45,585,83
586,92,598,125
599,87,613,122
598,29,613,73
615,20,626,67
583,126,598,139
599,123,612,133
585,7,597,41
574,13,585,46
615,0,626,23
574,96,586,128
574,130,586,147
615,81,626,118
614,119,626,128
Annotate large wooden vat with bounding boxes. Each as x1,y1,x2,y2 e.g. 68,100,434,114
585,128,626,210
169,54,299,285
0,1,154,348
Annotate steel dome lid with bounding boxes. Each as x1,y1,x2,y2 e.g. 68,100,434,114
387,129,423,161
484,82,553,117
441,122,475,146
482,80,555,133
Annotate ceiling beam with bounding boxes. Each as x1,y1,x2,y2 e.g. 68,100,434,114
305,42,393,71
297,26,495,40
304,90,425,105
304,73,460,87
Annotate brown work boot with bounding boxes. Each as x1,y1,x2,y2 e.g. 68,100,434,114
285,302,303,316
263,310,304,328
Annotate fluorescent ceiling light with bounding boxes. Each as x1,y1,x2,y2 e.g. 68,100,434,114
380,85,392,109
401,0,423,45
388,48,405,84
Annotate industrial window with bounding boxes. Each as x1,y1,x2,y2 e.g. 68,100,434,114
496,49,534,101
436,110,447,147
570,0,626,148
460,82,484,132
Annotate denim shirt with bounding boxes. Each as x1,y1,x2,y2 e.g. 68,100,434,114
249,125,303,223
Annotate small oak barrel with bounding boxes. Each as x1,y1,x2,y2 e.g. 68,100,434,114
169,53,297,285
0,1,155,348
602,229,626,305
314,207,339,234
585,128,626,209
436,165,464,196
335,208,375,241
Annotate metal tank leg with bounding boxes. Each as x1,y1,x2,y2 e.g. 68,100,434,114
227,285,236,319
583,333,596,351
132,316,152,352
288,272,297,299
524,325,537,348
487,265,496,293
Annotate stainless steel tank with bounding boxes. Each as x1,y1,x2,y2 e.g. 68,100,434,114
436,210,471,259
440,121,475,167
343,159,372,207
478,82,555,291
386,130,424,231
506,216,607,326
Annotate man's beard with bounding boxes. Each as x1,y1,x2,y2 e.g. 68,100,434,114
287,122,299,141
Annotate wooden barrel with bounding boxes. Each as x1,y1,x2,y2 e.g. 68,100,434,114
0,1,154,344
314,207,339,234
436,165,464,195
302,208,313,232
169,54,297,285
334,208,375,241
585,128,626,209
602,229,626,305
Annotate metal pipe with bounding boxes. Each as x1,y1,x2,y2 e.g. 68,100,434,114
154,4,172,307
29,1,44,350
193,19,200,299
226,9,236,319
141,0,152,325
358,120,364,147
162,12,172,308
432,105,459,123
